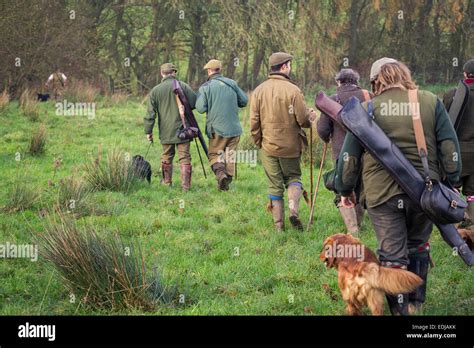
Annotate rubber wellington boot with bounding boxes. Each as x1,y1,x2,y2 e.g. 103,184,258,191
180,164,192,192
338,206,360,235
382,262,410,316
267,199,284,231
386,293,410,316
407,253,430,315
161,161,173,186
288,184,303,231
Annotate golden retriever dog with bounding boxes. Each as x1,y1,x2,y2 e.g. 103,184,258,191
320,233,423,315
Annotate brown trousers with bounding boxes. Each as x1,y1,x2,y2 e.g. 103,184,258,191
208,134,240,176
161,142,191,164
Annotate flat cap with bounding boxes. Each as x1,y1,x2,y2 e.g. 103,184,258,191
203,59,222,70
463,59,474,74
335,69,360,83
160,63,177,73
370,57,398,81
269,52,293,67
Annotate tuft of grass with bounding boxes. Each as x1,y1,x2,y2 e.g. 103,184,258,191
28,124,47,155
38,215,171,311
83,148,138,192
63,81,99,103
4,181,40,213
20,89,40,122
0,89,10,112
111,92,129,105
54,176,91,216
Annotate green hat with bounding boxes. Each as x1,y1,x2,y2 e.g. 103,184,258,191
269,52,293,67
463,59,474,75
370,57,398,81
161,63,177,73
203,59,222,70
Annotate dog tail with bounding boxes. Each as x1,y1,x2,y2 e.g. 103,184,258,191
369,264,423,295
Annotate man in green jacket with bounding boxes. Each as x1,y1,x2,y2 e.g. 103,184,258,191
335,58,461,315
196,59,248,191
250,52,316,231
144,63,197,191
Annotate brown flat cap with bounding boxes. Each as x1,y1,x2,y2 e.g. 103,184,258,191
203,59,222,70
269,52,293,67
161,63,177,73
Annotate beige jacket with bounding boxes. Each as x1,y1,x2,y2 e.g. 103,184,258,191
250,74,311,158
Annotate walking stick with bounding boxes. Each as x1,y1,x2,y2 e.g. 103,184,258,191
195,139,207,179
309,125,314,209
307,142,327,228
145,139,153,158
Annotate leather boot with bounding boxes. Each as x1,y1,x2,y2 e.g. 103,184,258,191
180,164,192,192
338,206,360,235
407,253,430,315
382,262,410,316
288,184,303,231
161,161,173,186
267,199,284,231
211,163,230,191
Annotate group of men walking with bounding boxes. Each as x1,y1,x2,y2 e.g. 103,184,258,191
145,53,474,315
144,60,248,192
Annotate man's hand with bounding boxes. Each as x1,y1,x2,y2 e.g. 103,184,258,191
146,134,153,142
308,108,317,123
341,192,356,208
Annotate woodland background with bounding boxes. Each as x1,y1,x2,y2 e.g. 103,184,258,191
1,0,473,96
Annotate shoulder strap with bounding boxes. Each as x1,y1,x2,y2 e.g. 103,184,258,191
408,89,431,183
213,77,238,95
175,94,187,128
448,80,470,130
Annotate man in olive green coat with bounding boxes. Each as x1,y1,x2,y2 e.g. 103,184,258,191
250,52,316,231
144,63,197,191
335,58,461,315
196,59,248,191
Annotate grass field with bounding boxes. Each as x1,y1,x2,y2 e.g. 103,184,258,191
0,89,472,315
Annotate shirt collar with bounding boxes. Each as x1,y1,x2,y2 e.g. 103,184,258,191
208,73,222,81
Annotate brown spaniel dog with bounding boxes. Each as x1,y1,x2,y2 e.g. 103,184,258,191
320,233,423,315
458,229,474,250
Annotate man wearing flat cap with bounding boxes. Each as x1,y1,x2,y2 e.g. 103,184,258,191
443,59,474,228
250,52,316,231
144,63,197,191
196,59,248,191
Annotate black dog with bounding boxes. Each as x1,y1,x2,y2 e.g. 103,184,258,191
132,155,152,183
37,93,50,102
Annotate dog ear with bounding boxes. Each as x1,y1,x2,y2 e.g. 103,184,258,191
320,239,336,268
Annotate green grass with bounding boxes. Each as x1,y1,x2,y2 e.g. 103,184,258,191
0,90,472,316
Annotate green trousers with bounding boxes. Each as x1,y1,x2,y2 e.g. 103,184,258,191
260,150,302,198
